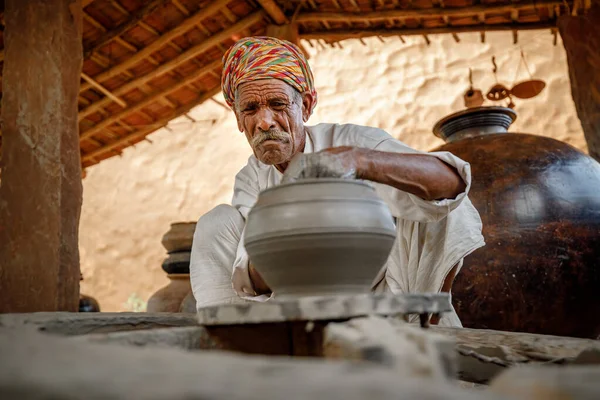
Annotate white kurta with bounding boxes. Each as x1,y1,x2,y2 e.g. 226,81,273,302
191,122,485,326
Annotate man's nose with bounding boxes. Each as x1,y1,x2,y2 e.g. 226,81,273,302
256,108,276,131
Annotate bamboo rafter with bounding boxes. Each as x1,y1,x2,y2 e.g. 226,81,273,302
78,11,264,121
79,0,236,94
80,59,221,141
81,86,222,163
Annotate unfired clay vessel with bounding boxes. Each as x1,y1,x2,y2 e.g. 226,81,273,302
244,178,396,298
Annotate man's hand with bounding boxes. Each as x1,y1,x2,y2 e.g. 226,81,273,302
281,146,361,183
282,146,465,201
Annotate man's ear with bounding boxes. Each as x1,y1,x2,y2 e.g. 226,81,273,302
301,92,315,122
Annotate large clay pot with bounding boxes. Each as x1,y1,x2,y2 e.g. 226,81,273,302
147,274,192,313
161,222,196,253
244,178,396,298
431,106,600,338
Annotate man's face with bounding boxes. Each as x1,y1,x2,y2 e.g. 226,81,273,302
234,78,313,168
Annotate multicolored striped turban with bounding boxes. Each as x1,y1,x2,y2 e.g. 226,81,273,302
221,36,317,115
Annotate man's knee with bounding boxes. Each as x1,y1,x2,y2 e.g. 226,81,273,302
194,204,244,245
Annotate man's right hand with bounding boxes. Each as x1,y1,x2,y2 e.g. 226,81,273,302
248,262,272,295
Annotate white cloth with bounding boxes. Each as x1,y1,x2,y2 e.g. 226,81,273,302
190,123,485,326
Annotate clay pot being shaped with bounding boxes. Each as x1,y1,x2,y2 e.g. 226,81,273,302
431,106,600,339
244,178,397,298
161,222,196,253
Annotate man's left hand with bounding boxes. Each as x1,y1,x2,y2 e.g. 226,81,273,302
281,146,364,183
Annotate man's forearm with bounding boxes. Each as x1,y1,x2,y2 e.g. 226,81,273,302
356,149,466,201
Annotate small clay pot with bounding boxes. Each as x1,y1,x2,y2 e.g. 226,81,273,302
79,294,100,312
161,251,191,274
244,178,396,298
161,222,196,253
146,274,192,313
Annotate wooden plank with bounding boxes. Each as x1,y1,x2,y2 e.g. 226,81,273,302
296,0,563,23
79,0,234,93
80,59,221,140
256,0,288,24
300,22,556,41
81,86,221,162
78,10,262,119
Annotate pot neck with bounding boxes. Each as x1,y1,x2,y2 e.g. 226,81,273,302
432,106,517,143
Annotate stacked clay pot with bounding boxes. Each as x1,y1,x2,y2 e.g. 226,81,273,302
79,273,100,312
147,222,197,313
431,106,600,339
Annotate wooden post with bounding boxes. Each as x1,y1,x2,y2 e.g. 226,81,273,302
558,2,600,161
0,0,83,312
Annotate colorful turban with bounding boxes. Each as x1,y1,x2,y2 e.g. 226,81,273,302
221,36,317,115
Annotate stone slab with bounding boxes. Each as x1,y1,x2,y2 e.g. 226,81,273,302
324,316,457,381
0,312,198,335
489,365,600,400
0,326,510,400
197,292,452,325
431,326,600,383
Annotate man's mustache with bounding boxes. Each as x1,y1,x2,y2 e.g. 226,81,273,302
250,129,291,148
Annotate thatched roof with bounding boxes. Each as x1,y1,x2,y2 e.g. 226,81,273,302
0,0,590,168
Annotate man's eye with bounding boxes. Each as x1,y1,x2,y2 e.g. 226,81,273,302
243,106,257,112
271,102,286,108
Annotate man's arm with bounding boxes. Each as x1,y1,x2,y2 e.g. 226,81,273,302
325,146,466,201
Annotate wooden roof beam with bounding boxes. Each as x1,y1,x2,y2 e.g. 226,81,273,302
78,11,263,119
80,59,221,141
256,0,288,25
79,0,235,94
81,87,221,163
84,0,168,59
300,22,557,41
296,0,563,23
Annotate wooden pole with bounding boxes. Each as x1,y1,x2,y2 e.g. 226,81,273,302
0,0,83,312
256,0,288,24
558,2,600,161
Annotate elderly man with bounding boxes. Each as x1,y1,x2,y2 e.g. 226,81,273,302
190,36,484,326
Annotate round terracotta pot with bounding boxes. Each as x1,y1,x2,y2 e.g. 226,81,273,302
431,106,600,338
146,274,192,313
244,178,397,298
79,294,100,312
161,222,196,253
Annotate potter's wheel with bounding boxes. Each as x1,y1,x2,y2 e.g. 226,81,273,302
196,292,452,326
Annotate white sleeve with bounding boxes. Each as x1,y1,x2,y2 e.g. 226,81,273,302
230,159,272,302
372,137,472,223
